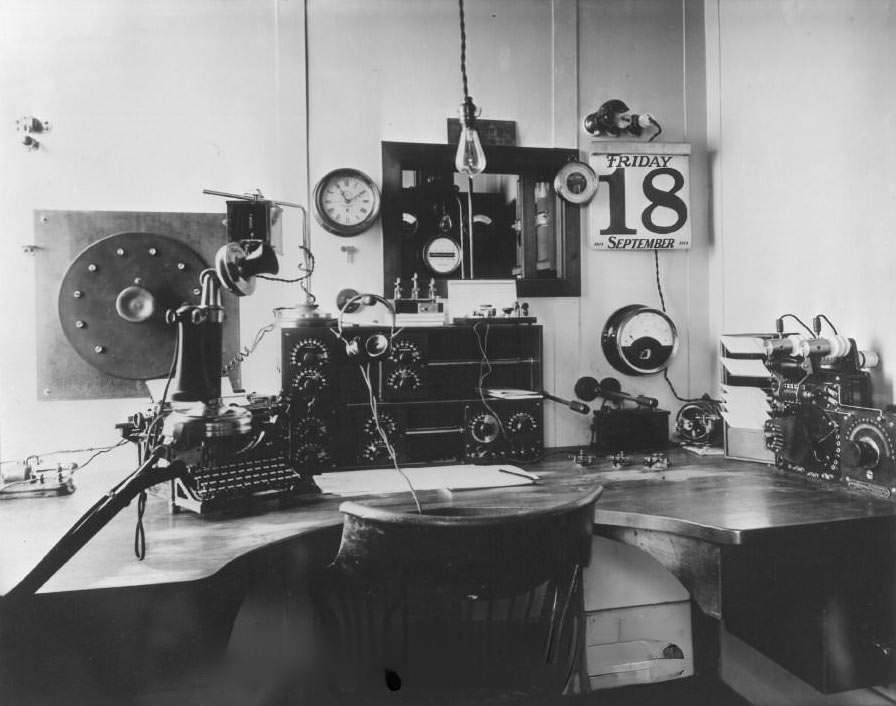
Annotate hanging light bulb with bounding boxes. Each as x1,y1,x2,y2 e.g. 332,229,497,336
455,98,486,176
455,0,486,177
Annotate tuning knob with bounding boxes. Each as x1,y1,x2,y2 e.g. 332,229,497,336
508,411,536,435
360,440,390,464
363,413,398,440
292,369,328,394
386,368,421,391
292,416,328,444
842,438,881,469
290,339,329,368
470,413,501,444
389,340,422,366
292,443,332,469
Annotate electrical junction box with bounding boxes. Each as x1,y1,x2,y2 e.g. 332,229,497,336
581,536,694,690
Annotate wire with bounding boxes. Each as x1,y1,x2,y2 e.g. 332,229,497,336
358,362,422,514
647,116,663,142
653,249,667,313
134,490,147,559
472,321,507,439
0,440,128,468
653,249,720,404
777,313,815,336
458,0,470,101
71,439,129,473
221,319,277,376
816,313,838,335
256,244,315,285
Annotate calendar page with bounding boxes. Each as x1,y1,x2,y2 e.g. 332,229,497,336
588,142,691,250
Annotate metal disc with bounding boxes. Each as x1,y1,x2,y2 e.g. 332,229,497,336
58,232,208,380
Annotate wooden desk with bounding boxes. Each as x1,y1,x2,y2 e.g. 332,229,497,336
2,449,895,697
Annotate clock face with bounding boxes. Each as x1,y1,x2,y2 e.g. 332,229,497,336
313,169,381,236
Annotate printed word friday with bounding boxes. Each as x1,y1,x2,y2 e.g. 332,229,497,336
603,155,674,168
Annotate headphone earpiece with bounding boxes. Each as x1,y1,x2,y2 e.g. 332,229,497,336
333,293,398,362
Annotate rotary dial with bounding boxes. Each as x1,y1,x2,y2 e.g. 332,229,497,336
290,339,329,368
292,416,329,444
291,369,328,395
841,413,896,481
507,411,537,435
388,340,423,366
360,440,390,464
470,413,501,444
363,413,398,440
292,443,332,470
386,368,422,392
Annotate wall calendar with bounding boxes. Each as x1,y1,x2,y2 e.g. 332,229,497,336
588,142,691,250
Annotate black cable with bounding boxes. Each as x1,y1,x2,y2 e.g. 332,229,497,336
653,249,667,313
647,116,663,142
653,250,720,404
777,313,815,336
134,490,147,560
256,245,315,284
458,0,470,101
816,313,838,335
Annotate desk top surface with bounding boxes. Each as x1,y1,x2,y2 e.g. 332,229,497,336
3,449,896,596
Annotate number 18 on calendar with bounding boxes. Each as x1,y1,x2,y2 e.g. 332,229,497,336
588,142,691,250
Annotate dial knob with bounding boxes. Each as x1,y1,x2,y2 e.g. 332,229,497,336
292,416,328,443
290,339,329,368
292,443,332,469
508,412,536,435
292,369,328,394
470,414,500,444
360,441,390,464
363,413,398,440
388,340,422,366
387,368,421,391
842,438,881,469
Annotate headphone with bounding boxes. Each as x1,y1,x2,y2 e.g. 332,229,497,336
333,293,399,361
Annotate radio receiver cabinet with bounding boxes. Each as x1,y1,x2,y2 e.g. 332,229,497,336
281,322,543,469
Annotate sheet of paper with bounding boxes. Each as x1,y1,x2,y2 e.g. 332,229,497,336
720,335,767,356
316,464,536,497
721,357,770,378
721,385,770,429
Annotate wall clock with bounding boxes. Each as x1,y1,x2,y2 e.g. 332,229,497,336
601,304,679,375
313,168,381,236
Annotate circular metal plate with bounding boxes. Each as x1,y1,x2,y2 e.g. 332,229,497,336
58,232,208,380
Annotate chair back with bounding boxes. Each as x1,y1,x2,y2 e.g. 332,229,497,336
316,485,603,702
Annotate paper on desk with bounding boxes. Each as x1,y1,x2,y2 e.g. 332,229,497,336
720,335,767,356
316,464,535,497
721,385,770,429
721,357,770,378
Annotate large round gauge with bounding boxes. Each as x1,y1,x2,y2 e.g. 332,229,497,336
602,304,679,375
313,168,381,237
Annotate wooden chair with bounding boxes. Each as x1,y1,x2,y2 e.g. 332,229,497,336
312,485,603,705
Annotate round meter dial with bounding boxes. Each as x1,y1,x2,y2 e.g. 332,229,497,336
602,305,679,375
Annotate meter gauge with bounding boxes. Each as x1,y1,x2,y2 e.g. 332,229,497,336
602,304,679,376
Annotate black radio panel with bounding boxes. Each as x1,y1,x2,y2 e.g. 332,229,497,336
282,323,542,470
